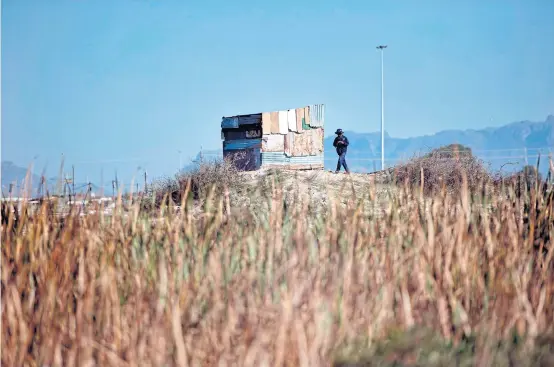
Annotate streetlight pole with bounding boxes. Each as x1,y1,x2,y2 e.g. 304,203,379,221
376,45,387,170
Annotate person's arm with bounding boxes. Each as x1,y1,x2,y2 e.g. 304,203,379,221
333,137,338,147
343,136,349,147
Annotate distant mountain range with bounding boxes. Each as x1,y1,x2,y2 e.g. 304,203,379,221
3,116,553,194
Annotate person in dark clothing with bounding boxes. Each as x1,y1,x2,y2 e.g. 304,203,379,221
333,128,350,174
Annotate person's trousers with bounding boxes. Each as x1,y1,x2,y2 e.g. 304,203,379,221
336,152,349,172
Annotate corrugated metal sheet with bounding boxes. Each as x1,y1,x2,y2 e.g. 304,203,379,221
309,104,325,127
221,117,239,129
223,138,262,151
261,152,324,166
237,114,262,126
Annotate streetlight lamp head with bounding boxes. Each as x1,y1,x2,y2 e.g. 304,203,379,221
376,45,388,49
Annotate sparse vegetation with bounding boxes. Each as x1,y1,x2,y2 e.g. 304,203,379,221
332,327,554,366
142,153,247,209
501,164,546,196
2,156,554,366
391,144,492,195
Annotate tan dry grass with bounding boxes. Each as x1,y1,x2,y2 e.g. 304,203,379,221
2,173,554,366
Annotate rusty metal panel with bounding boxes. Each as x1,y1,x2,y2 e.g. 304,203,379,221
262,112,271,134
312,127,324,153
289,128,324,156
270,111,280,134
284,132,294,156
262,134,285,152
295,108,304,132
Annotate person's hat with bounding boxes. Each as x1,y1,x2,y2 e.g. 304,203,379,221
335,128,343,135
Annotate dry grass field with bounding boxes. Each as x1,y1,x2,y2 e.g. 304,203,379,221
2,152,554,366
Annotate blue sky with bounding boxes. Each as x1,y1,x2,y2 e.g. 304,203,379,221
2,0,553,184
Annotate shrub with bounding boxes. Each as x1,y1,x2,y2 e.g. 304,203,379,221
391,144,492,195
506,165,543,195
143,153,248,209
332,328,554,367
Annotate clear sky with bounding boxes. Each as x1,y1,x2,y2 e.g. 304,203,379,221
2,0,553,184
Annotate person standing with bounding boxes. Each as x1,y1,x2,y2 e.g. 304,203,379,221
333,128,350,174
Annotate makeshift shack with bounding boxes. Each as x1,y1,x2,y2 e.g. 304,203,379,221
221,104,325,171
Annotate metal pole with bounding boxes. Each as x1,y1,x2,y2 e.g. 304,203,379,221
381,48,384,170
144,170,148,193
377,45,387,170
524,147,528,166
72,165,75,201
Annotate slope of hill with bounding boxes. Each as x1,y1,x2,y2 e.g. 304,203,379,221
1,161,42,194
1,161,103,196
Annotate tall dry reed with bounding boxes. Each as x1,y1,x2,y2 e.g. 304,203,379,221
2,173,553,366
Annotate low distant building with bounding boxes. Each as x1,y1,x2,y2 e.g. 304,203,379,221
221,104,325,171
